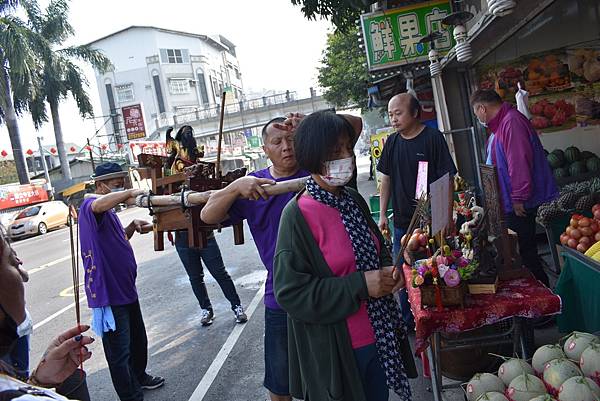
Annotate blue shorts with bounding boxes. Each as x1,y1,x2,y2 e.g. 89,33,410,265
264,306,289,396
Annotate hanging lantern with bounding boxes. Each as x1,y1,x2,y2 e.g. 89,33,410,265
101,144,108,150
129,143,135,149
84,145,91,151
487,0,516,17
26,149,33,156
117,143,124,150
50,147,57,154
70,146,76,152
1,150,7,157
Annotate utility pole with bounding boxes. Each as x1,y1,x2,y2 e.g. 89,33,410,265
37,136,53,196
87,138,95,171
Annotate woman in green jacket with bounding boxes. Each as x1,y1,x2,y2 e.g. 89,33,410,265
274,111,412,401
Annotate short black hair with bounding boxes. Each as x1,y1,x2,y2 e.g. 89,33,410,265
408,95,421,119
470,89,502,107
294,110,354,174
261,117,286,141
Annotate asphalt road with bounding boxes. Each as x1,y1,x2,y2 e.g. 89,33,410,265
15,157,466,401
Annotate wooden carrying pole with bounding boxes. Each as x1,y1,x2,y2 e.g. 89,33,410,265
215,91,227,178
86,177,309,208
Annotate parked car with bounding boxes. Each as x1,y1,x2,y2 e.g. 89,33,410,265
8,201,69,239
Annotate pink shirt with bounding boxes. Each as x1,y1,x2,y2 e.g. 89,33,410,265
298,194,376,349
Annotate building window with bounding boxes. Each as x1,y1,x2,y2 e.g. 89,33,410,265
197,70,209,106
115,84,134,103
169,78,190,95
159,48,190,64
234,67,241,80
152,72,166,113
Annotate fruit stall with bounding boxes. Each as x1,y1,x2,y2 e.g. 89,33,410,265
399,168,561,401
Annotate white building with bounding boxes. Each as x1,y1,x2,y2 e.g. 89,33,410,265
88,26,244,141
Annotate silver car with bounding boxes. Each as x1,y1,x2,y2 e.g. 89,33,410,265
8,201,70,239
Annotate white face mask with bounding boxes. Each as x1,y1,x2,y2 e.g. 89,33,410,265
320,156,354,187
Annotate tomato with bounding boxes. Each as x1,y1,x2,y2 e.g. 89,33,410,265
579,217,591,227
571,228,582,240
560,233,569,245
567,238,578,248
581,227,593,237
577,243,589,253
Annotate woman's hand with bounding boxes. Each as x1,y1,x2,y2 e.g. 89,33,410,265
364,267,397,298
32,325,94,386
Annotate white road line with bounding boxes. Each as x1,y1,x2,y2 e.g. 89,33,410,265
188,282,265,401
27,255,71,275
33,299,85,331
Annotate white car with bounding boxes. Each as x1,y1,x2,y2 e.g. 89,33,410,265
8,201,70,239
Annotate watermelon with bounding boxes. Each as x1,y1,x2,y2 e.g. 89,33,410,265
581,151,597,160
551,150,566,166
544,149,550,156
586,157,600,173
565,147,581,163
554,167,570,179
548,153,565,169
569,161,587,177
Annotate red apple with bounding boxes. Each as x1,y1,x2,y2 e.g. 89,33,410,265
594,209,600,220
577,243,589,253
571,229,582,240
566,226,574,236
581,227,593,237
579,236,592,246
592,204,600,214
567,238,578,248
560,233,569,245
590,221,599,233
595,232,600,242
579,217,591,227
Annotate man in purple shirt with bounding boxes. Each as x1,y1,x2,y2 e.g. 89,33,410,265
79,163,164,401
471,89,558,286
202,113,362,401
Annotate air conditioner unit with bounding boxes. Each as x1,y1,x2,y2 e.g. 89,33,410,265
189,79,198,86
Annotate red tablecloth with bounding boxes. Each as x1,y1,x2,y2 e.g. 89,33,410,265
402,265,562,354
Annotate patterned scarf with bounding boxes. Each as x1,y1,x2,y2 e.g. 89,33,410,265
305,178,411,400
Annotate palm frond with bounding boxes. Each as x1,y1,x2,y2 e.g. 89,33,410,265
63,59,93,117
17,0,42,28
59,45,112,73
0,15,39,87
40,0,73,43
0,0,19,14
27,92,48,128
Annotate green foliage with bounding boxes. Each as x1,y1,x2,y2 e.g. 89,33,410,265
318,25,368,110
290,0,366,32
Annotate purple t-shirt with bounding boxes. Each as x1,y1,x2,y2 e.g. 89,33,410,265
228,167,309,310
79,198,138,308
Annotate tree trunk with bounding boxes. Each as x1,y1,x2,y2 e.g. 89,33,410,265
49,99,72,181
0,65,30,184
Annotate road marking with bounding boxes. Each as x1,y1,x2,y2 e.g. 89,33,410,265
33,299,85,331
27,255,71,275
59,282,85,297
188,281,265,401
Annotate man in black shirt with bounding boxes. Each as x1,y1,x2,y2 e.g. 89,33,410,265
377,93,457,328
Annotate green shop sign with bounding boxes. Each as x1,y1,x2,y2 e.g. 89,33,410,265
248,136,261,148
360,0,454,71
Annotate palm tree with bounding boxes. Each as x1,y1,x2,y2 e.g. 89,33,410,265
25,0,111,182
0,1,40,184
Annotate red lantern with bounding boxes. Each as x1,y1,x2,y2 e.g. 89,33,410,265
1,150,7,157
26,149,33,156
117,143,124,149
129,143,135,149
50,147,57,154
69,146,76,152
101,144,107,150
84,145,91,151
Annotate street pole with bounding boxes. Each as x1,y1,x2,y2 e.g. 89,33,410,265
87,138,95,171
37,136,53,196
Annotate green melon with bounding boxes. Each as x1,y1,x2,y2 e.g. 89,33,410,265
565,146,581,163
586,156,600,172
569,160,587,176
547,152,564,169
581,150,597,160
554,167,570,179
550,150,566,167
